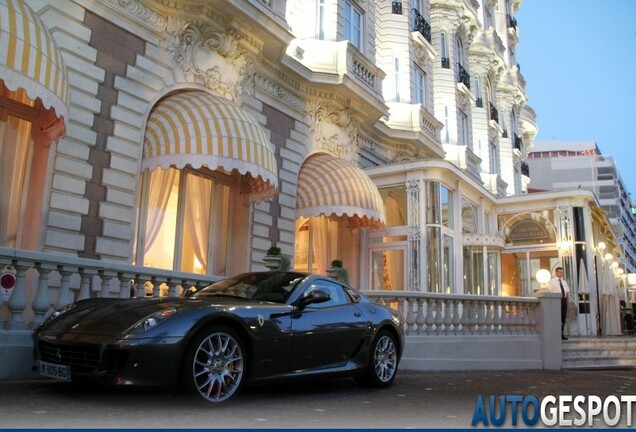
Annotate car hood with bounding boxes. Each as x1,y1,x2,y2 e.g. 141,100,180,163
41,297,255,337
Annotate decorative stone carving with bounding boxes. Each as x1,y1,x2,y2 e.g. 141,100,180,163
406,179,421,193
106,0,168,31
307,101,359,163
254,74,305,112
168,18,254,100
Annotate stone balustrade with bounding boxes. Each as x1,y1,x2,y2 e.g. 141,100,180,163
0,247,222,330
362,290,539,336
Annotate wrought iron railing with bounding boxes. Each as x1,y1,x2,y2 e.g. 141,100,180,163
412,8,431,43
392,1,402,14
507,14,517,29
441,57,450,69
457,63,470,89
514,133,523,151
489,102,499,124
521,161,530,177
475,98,483,108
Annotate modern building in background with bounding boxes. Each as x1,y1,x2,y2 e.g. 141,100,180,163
527,140,636,274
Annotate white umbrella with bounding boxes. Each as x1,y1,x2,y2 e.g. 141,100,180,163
577,259,591,335
602,263,622,335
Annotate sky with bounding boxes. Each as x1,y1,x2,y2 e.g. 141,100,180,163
516,0,636,199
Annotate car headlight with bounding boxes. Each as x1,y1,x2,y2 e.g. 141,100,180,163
40,302,76,327
127,308,177,334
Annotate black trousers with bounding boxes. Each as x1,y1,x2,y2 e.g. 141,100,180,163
561,297,568,335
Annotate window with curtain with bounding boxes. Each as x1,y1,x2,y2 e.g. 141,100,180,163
489,141,498,174
458,108,469,147
294,216,358,283
379,186,407,227
344,1,363,50
316,0,326,40
0,83,42,250
426,181,455,293
136,167,234,276
414,66,426,106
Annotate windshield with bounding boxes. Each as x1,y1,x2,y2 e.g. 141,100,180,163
195,272,306,303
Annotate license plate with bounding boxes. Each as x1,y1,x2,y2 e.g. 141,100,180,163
38,360,71,381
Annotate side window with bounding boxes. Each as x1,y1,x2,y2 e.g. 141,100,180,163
303,280,349,308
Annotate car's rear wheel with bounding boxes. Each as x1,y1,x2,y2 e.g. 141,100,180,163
182,326,246,403
356,330,398,388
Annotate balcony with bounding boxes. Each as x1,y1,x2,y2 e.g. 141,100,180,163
285,39,385,102
412,9,431,43
381,102,445,158
489,102,499,125
457,63,470,89
392,1,402,14
521,161,530,177
507,14,518,30
514,134,523,151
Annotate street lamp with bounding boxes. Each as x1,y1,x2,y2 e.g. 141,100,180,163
535,269,551,293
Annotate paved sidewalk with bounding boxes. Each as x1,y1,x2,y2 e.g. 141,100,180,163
0,368,634,429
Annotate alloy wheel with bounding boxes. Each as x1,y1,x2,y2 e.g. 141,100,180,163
192,331,244,402
373,334,397,383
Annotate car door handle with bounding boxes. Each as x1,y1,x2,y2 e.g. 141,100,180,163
354,311,362,317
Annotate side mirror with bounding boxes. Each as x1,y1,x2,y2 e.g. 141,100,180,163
297,289,331,309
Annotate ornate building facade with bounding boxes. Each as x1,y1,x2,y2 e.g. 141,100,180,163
0,0,624,345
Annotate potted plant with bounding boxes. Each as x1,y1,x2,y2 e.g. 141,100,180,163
327,259,349,284
263,246,291,271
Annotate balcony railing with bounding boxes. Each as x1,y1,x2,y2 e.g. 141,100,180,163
489,102,499,124
392,1,402,14
514,133,523,151
457,63,470,89
475,97,483,108
412,8,431,43
521,161,530,177
507,14,517,29
441,57,450,69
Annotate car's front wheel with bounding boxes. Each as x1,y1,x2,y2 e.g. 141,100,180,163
182,326,246,403
356,330,398,388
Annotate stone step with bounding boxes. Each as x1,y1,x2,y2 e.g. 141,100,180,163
561,338,636,369
563,355,636,369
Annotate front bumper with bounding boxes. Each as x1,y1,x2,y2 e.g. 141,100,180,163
33,333,184,388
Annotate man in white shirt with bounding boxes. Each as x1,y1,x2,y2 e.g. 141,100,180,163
547,266,570,340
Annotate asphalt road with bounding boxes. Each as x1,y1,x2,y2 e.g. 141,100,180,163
0,369,635,429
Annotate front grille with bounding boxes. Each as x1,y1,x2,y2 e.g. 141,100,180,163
39,340,100,373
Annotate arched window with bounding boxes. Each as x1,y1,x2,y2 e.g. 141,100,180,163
0,0,68,249
135,91,278,276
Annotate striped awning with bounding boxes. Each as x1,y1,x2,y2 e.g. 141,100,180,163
142,91,278,201
0,0,69,125
296,152,385,228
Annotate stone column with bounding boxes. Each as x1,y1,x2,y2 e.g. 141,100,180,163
535,291,563,370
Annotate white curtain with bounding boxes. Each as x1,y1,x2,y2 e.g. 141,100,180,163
385,193,407,226
0,115,32,247
143,168,178,254
184,174,211,273
601,264,622,335
385,250,404,290
310,215,328,274
211,183,230,275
